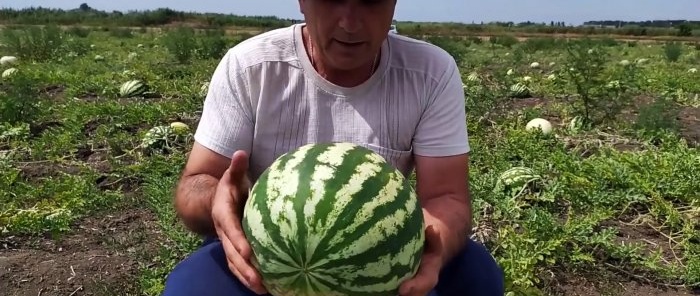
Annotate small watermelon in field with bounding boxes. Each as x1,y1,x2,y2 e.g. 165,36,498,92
496,166,543,198
119,79,147,98
568,116,585,133
499,166,541,189
141,125,171,148
526,118,552,134
0,56,18,66
169,121,189,135
242,142,425,296
2,67,18,79
510,82,530,98
199,81,209,97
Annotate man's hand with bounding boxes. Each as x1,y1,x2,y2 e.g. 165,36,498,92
211,150,268,294
398,224,443,296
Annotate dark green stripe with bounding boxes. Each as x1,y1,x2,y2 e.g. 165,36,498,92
306,145,381,264
321,176,423,271
333,230,423,289
267,270,324,295
263,268,301,279
315,164,400,257
291,144,330,270
305,269,402,296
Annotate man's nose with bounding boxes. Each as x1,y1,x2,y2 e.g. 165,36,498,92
337,4,362,33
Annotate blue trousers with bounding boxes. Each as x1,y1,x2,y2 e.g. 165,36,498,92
162,237,504,296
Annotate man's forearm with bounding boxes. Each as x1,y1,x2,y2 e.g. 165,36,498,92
422,195,471,266
174,174,219,237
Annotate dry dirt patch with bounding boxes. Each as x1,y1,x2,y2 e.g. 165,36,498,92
0,207,163,296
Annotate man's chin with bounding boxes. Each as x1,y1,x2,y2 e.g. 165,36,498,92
327,58,374,73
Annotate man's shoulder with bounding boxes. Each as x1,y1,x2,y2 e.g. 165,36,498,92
386,34,458,81
224,24,300,70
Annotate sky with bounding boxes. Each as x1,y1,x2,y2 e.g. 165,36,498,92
2,0,699,26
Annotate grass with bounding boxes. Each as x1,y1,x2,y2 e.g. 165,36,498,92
0,24,699,296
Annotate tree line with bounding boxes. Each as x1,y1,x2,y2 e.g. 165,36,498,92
0,4,697,38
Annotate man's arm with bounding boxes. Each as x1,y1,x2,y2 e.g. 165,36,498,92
174,141,233,237
399,41,471,296
174,47,255,237
414,152,471,266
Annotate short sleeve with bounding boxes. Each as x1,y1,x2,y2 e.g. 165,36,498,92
412,59,470,157
194,50,254,159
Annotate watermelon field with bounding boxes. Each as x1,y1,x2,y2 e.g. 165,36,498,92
0,23,699,296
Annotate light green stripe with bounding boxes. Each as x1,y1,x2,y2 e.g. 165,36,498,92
243,205,298,270
303,143,357,267
265,146,308,245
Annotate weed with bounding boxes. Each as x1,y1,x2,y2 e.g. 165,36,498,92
664,42,683,62
0,25,67,62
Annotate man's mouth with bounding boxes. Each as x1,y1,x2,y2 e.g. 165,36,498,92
335,39,364,47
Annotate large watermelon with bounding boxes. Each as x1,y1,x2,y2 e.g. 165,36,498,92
242,142,425,296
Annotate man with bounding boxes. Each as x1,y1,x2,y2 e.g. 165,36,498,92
163,0,504,295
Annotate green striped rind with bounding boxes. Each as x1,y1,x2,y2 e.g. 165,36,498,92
509,82,530,98
2,67,17,79
568,116,585,133
119,79,147,97
141,125,171,148
242,142,424,296
499,166,541,188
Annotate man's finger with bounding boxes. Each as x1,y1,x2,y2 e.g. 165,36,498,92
222,235,268,295
423,224,443,254
398,253,441,296
399,225,444,296
214,212,243,247
221,236,250,286
231,231,252,260
230,248,266,294
414,228,443,293
228,150,249,184
222,227,266,294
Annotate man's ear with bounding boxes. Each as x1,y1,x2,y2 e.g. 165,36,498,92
299,0,306,14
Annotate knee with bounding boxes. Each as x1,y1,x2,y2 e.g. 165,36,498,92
162,260,196,296
161,240,249,296
466,239,504,290
436,238,504,296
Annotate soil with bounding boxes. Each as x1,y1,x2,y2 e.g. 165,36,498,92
18,161,83,182
545,267,698,296
0,207,163,296
42,85,66,102
1,90,165,295
539,217,699,296
678,107,700,147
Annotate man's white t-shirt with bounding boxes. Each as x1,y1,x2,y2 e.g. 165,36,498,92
195,23,469,182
